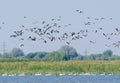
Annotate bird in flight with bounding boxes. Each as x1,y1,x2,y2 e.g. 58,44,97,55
76,10,83,13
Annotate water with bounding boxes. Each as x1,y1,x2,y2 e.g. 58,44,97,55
0,74,120,83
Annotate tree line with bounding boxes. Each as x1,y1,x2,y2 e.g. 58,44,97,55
0,45,120,61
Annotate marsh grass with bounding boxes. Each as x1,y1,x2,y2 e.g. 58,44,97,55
0,61,120,74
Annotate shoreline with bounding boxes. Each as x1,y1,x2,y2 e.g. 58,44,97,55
0,73,117,76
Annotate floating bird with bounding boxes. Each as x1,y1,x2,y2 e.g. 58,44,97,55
10,35,17,37
109,18,112,20
51,19,55,21
66,42,70,45
28,36,36,41
10,14,118,48
98,28,102,30
87,17,90,19
115,28,119,32
94,18,99,20
84,22,91,25
21,25,25,28
89,41,96,44
14,30,23,36
101,17,105,20
24,16,27,18
20,44,24,47
2,22,5,24
76,10,83,13
103,33,107,37
20,38,24,40
42,21,45,24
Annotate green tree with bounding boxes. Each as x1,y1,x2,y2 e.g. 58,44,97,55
103,50,113,57
58,45,78,60
10,48,24,58
88,54,96,60
2,52,10,58
0,53,2,58
43,51,64,61
34,52,47,60
102,50,113,60
26,52,36,59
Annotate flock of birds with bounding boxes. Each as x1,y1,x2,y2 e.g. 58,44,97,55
8,10,120,48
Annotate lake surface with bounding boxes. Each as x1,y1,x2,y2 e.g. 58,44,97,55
0,74,120,83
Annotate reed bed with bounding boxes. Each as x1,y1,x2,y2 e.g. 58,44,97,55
0,61,119,74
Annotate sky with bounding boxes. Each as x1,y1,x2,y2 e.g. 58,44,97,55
0,0,120,55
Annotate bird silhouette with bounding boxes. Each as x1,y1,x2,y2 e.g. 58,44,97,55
28,36,36,41
20,44,24,47
89,41,96,44
10,12,118,48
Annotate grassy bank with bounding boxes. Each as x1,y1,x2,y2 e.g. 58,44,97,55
0,61,120,75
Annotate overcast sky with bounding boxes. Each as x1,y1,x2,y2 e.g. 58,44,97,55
0,0,120,55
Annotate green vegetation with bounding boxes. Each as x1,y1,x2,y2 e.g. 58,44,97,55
0,61,120,74
0,45,119,74
0,45,120,61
